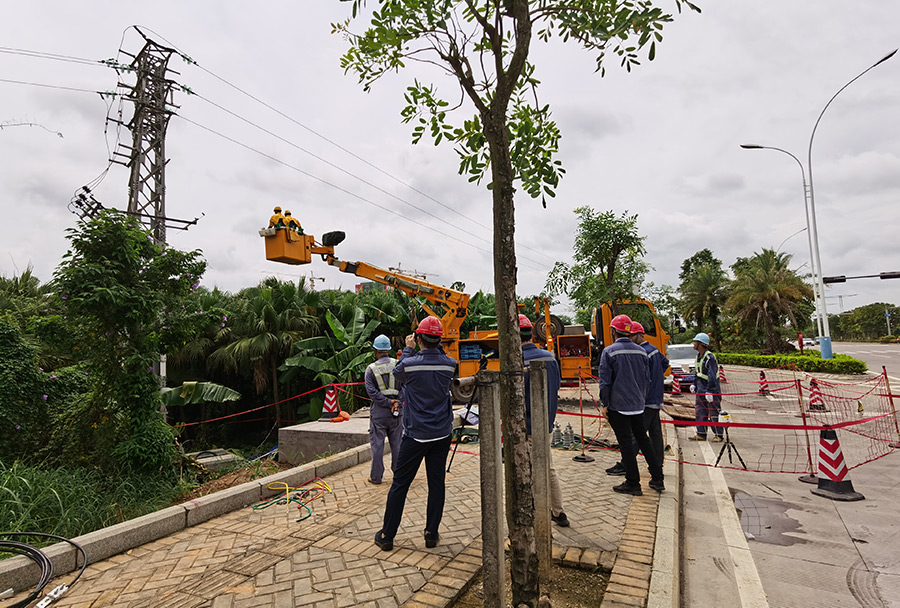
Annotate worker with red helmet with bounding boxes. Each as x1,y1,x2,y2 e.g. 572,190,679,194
519,314,569,527
597,314,665,495
605,321,669,478
375,316,457,552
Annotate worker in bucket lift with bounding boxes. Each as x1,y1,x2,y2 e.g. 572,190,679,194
597,314,665,495
606,321,669,478
519,314,569,527
283,210,303,234
268,206,285,228
689,332,724,443
374,316,456,552
364,334,404,486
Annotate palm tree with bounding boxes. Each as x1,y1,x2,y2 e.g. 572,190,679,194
726,249,814,352
208,278,319,424
679,263,729,350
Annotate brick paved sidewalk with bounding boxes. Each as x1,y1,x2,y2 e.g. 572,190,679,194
7,413,669,608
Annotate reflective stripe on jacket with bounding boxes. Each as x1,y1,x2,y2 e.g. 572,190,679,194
598,337,650,414
640,341,669,407
393,346,456,440
693,350,720,394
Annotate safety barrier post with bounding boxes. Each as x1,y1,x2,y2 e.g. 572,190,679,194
882,367,900,449
529,360,552,585
794,374,817,484
477,370,504,608
573,369,594,463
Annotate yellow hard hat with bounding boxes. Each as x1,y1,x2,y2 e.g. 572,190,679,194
273,206,282,212
284,210,292,216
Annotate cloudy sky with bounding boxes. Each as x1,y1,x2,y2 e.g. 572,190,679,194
2,1,898,323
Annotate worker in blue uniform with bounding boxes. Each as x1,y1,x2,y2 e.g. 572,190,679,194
597,314,665,495
605,321,669,477
519,314,569,527
364,334,403,485
689,332,724,442
375,316,456,552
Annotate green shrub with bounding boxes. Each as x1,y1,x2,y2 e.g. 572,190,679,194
717,351,866,374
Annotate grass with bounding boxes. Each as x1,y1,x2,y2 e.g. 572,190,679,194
0,460,192,551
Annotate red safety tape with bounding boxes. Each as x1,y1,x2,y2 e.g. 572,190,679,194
172,382,365,428
664,412,891,431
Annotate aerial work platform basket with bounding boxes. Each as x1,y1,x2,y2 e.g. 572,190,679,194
260,228,313,265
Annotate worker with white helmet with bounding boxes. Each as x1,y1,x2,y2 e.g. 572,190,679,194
597,314,665,495
364,334,403,485
689,332,724,442
375,316,456,552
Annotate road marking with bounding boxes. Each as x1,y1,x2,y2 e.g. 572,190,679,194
700,441,769,607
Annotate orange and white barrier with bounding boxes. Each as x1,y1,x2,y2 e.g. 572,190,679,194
811,428,864,501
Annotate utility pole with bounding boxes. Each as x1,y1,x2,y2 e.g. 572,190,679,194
887,306,892,336
116,30,178,244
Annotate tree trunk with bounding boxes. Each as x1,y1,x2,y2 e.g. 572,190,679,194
484,105,538,606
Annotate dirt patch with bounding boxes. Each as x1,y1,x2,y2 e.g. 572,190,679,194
452,563,608,608
177,460,293,502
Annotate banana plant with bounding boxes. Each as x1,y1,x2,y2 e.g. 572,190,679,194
282,307,381,412
160,381,241,406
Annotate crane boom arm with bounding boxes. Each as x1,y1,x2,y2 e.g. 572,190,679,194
324,255,470,343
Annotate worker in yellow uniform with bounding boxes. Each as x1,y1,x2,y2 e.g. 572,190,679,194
284,210,303,235
268,206,285,229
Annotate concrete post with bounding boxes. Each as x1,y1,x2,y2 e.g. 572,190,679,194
529,360,552,584
478,370,505,608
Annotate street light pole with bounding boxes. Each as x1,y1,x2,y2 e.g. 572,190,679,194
806,48,897,359
740,144,824,338
741,48,897,359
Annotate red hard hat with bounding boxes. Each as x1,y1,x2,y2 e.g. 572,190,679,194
609,314,633,333
416,316,443,337
630,321,644,334
518,314,533,329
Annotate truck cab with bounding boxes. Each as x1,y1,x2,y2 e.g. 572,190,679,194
590,300,671,373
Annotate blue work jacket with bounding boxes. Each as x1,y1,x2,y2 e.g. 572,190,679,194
522,342,561,435
640,341,669,408
393,346,456,440
598,337,650,414
693,349,721,395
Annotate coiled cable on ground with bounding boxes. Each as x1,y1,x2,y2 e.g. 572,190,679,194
0,533,88,608
251,478,333,522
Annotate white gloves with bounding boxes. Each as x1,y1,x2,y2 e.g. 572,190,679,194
689,385,696,393
705,394,713,403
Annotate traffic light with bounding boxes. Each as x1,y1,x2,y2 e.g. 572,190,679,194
823,276,846,284
880,272,900,280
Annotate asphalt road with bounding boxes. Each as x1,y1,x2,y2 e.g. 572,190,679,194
832,341,900,380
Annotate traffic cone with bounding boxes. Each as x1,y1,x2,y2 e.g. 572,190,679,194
808,379,826,412
718,365,727,383
811,427,864,501
671,374,682,395
321,386,340,420
758,371,769,395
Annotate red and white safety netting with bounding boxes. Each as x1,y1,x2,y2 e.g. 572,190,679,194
564,367,900,474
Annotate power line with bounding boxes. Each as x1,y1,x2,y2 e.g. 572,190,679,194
189,91,549,270
176,113,561,271
0,77,118,97
132,25,557,265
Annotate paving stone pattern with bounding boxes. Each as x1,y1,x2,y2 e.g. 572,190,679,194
16,410,661,607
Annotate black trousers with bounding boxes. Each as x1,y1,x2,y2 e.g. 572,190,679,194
643,406,664,470
608,410,663,484
380,434,452,541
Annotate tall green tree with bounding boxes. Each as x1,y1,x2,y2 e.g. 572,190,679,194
679,261,729,350
546,208,648,313
208,278,319,425
336,3,698,603
53,211,211,472
830,302,899,340
726,249,813,352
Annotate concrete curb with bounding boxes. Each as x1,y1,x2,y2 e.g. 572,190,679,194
648,414,681,608
0,445,374,594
